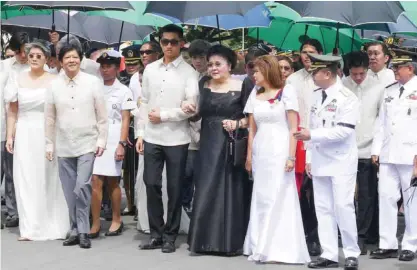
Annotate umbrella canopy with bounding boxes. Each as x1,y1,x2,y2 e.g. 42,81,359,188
144,1,262,22
1,5,51,19
249,18,363,54
2,1,134,11
1,11,88,39
276,1,405,27
86,1,172,28
159,3,271,30
73,13,155,46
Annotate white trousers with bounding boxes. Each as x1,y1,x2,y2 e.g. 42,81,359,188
379,163,417,251
313,174,360,262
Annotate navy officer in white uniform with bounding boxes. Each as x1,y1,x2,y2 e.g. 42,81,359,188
90,50,136,238
294,53,361,270
370,48,417,262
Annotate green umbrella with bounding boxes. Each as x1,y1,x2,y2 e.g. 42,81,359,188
249,17,363,54
402,1,417,26
250,3,363,54
86,1,172,28
1,2,51,19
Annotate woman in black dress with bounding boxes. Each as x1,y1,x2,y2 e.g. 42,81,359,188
187,45,252,256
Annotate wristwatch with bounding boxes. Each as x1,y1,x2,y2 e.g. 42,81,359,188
287,156,296,161
119,141,127,147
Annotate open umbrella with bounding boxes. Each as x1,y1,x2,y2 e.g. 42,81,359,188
86,1,172,28
249,17,363,55
73,12,155,47
144,1,262,22
3,1,134,40
159,3,271,30
276,1,405,27
1,11,88,39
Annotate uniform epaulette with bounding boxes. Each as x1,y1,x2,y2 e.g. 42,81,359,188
385,81,398,89
313,88,322,92
339,86,352,97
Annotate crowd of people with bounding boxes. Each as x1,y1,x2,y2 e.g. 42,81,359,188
1,23,417,270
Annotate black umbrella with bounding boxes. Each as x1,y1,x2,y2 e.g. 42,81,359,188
73,13,155,48
1,11,88,40
276,1,405,27
144,1,262,22
3,1,134,41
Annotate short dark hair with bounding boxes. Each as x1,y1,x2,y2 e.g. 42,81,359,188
49,44,56,58
347,51,369,70
9,32,30,51
86,48,98,59
365,41,390,56
141,41,162,55
300,39,323,54
58,43,83,62
159,24,184,40
188,39,211,57
207,44,237,70
244,43,271,63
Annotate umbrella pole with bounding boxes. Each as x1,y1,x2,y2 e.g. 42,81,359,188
334,23,340,49
242,28,244,51
67,8,70,42
118,21,125,51
256,28,259,44
37,28,41,39
351,28,355,52
216,15,221,45
52,10,55,32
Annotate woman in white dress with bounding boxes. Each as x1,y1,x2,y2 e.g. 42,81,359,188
89,50,135,238
243,55,310,264
5,41,69,241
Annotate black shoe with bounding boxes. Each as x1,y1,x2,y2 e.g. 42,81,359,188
105,222,124,236
161,241,176,253
139,238,163,250
5,218,19,228
88,227,101,239
121,206,136,216
358,240,368,255
79,234,91,249
370,248,398,259
308,241,322,257
344,257,358,270
399,250,415,261
63,235,79,246
308,257,339,268
133,209,138,221
1,223,4,230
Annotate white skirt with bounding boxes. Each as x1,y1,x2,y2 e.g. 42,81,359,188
93,122,123,176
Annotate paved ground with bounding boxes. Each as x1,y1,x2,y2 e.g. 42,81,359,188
2,214,416,270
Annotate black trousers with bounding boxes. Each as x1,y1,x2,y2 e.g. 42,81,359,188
356,159,379,243
300,173,319,243
181,150,197,208
143,141,189,242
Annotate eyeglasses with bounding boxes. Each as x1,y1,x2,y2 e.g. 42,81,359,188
140,50,155,55
29,54,43,60
280,66,291,71
160,38,180,46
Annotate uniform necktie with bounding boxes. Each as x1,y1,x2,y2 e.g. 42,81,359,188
322,90,327,104
399,86,405,98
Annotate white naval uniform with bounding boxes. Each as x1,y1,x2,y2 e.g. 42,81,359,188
93,79,135,176
371,76,417,252
306,80,361,262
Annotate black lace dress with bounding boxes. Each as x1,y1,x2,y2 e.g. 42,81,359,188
188,78,252,255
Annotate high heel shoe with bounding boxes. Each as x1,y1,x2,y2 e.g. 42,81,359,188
88,227,101,239
105,222,124,236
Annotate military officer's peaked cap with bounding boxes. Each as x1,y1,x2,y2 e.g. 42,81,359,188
390,48,417,66
122,44,141,65
96,50,122,65
307,53,342,72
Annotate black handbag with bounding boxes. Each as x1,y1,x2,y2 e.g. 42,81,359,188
228,120,248,167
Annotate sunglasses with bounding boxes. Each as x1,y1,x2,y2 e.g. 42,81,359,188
160,38,180,46
140,50,155,55
280,66,291,71
247,62,255,69
29,54,43,60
